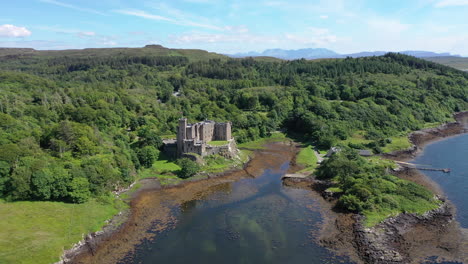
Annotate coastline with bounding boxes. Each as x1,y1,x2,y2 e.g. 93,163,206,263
61,112,468,264
288,111,468,264
65,141,299,263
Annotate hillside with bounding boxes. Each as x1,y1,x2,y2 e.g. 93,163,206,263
425,56,468,71
1,46,467,263
0,45,226,62
0,49,467,202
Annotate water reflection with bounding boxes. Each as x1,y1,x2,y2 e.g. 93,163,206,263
126,162,352,264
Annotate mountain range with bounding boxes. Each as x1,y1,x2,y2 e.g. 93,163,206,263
228,48,461,60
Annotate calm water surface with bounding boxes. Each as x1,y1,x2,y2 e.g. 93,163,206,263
122,134,468,264
412,133,468,228
124,161,352,264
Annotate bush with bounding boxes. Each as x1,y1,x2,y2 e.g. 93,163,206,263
68,177,91,203
338,194,363,212
137,146,160,168
176,158,200,179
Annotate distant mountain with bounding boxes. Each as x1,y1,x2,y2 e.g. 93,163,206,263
230,48,340,60
229,48,461,60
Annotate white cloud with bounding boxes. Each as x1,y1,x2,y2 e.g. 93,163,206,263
77,31,96,38
320,15,329,19
435,0,468,7
0,24,32,37
35,26,97,39
114,9,223,31
169,26,338,49
38,0,106,15
367,18,410,34
285,27,338,46
169,30,279,45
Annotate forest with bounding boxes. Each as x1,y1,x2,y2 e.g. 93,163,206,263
0,46,467,204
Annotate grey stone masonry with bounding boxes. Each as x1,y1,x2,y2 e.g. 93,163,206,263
175,118,235,157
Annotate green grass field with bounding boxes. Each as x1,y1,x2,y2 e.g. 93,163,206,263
381,136,412,153
339,130,372,146
238,132,287,149
338,131,412,153
296,145,318,173
202,149,250,173
0,199,119,264
208,140,229,146
363,195,440,227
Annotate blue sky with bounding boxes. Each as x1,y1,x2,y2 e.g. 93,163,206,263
1,0,468,55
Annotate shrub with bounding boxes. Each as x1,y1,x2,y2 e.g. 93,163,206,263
176,158,200,179
137,146,160,168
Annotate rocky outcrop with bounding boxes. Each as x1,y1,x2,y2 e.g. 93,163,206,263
353,201,456,264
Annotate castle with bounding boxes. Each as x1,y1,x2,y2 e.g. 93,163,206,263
164,118,237,158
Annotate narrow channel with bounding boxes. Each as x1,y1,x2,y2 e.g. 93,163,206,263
120,145,352,264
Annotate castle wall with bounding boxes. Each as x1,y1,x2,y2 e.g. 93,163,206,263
176,118,233,157
182,140,205,156
204,139,236,157
214,122,232,141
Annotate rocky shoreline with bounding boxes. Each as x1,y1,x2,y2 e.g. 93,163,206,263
56,148,255,264
285,111,468,264
61,112,468,264
65,142,298,264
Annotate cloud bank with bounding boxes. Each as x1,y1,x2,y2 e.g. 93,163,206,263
0,24,32,38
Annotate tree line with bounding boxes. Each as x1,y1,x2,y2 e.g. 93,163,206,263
0,51,466,203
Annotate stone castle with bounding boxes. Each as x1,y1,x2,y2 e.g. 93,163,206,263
164,118,237,158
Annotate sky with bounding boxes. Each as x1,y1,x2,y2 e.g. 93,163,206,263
1,0,468,55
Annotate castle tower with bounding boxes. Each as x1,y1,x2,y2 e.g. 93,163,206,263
177,118,187,155
225,122,232,140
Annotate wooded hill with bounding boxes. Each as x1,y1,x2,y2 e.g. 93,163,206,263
0,46,467,204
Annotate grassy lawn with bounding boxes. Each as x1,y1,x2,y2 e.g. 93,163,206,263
160,134,176,139
363,195,440,227
0,199,119,264
208,140,229,146
338,131,412,153
139,156,181,180
325,187,343,193
366,156,397,169
238,132,287,149
381,136,411,153
202,149,250,173
340,130,373,146
296,145,318,173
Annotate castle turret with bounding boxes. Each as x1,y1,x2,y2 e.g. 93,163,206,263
177,118,187,156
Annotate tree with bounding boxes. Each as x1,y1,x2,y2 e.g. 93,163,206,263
0,161,10,195
31,169,53,200
137,146,160,168
176,158,200,179
68,177,91,203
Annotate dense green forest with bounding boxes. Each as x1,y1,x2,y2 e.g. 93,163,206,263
0,46,467,204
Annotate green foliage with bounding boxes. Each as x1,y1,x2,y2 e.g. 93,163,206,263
176,158,200,179
316,148,440,225
0,51,466,205
137,146,160,168
208,140,229,146
68,177,91,203
296,145,318,172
